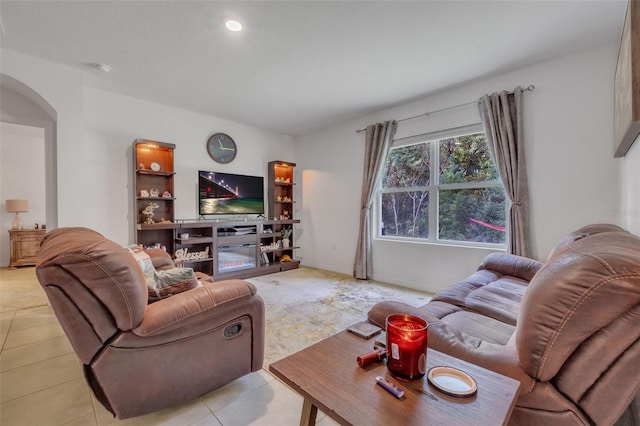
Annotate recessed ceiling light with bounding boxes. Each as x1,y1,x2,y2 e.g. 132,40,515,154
225,19,243,32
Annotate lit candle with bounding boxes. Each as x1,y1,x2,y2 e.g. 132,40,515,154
385,314,428,380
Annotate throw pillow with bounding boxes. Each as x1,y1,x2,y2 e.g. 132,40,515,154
127,246,201,303
149,268,201,302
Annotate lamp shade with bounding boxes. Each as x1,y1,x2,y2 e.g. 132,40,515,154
6,199,29,213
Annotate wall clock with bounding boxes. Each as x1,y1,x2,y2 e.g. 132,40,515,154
206,133,237,164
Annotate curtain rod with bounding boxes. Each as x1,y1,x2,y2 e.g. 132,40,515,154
355,84,535,134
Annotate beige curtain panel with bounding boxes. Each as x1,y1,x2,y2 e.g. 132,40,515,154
478,87,531,257
354,120,397,279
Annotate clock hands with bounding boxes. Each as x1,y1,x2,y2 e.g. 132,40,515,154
217,137,235,151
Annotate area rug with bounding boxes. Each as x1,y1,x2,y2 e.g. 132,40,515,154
247,267,433,366
0,267,49,313
0,265,433,366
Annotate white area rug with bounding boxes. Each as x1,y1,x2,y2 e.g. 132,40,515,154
247,267,432,366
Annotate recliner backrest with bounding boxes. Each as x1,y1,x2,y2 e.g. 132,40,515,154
545,223,625,260
36,227,148,363
516,229,640,424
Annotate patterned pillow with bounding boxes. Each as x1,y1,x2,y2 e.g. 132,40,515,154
149,268,201,302
127,246,201,303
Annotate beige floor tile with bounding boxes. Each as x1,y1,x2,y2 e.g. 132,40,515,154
0,311,15,347
10,305,58,331
94,392,214,426
213,379,304,426
0,334,74,371
0,311,15,333
189,413,223,426
0,310,16,320
0,352,82,403
200,369,275,412
0,266,49,312
3,321,65,349
317,416,341,425
61,413,99,426
0,378,94,425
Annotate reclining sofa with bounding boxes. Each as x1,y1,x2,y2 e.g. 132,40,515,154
36,227,265,419
368,224,640,425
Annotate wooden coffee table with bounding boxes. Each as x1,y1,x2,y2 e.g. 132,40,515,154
269,330,520,426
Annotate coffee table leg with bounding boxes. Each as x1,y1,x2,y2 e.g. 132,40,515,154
300,398,318,426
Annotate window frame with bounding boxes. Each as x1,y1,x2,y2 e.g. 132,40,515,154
376,123,508,249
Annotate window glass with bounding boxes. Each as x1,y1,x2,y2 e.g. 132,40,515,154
381,191,429,238
439,133,499,184
438,187,506,244
382,143,430,188
378,127,506,247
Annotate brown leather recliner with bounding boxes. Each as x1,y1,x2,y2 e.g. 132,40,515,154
36,227,265,419
369,225,640,425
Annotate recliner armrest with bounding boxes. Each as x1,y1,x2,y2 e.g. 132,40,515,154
132,279,260,337
427,320,535,395
478,252,543,282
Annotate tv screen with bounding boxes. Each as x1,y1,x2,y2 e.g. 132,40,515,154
198,171,264,215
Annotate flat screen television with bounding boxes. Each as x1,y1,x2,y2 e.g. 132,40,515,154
198,171,265,216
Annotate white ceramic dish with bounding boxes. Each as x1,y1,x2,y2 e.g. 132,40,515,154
150,162,161,171
427,366,477,397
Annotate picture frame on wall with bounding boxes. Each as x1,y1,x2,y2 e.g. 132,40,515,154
613,0,640,158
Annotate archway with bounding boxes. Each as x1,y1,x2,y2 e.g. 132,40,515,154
0,73,58,234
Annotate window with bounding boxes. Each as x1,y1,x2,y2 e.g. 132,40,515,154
378,124,507,246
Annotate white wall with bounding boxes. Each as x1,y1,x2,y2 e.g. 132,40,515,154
83,88,295,244
1,49,295,246
1,50,86,232
621,134,640,235
2,45,631,289
296,45,622,293
0,123,46,266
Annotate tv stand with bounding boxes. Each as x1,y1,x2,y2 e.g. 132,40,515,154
137,219,300,279
133,148,300,279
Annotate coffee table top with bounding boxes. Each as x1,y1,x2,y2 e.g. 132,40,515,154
269,330,520,426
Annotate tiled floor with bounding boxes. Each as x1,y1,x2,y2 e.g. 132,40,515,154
0,266,432,425
0,304,340,425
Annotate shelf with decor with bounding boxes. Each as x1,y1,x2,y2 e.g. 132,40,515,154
173,222,215,276
132,148,301,277
266,161,300,270
268,161,296,221
133,139,176,251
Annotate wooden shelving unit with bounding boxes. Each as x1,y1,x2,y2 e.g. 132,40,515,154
266,160,299,269
133,150,301,278
268,161,295,220
137,219,300,279
133,139,176,251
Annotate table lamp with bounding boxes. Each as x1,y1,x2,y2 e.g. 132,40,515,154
6,199,29,229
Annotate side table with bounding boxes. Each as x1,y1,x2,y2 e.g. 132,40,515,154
8,228,46,268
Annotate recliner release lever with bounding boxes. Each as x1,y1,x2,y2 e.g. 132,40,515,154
224,323,242,337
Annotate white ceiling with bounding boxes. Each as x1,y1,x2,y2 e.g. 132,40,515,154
0,1,628,137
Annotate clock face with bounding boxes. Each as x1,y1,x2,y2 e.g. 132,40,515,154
206,133,237,164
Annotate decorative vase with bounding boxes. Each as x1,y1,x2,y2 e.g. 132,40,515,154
282,238,290,248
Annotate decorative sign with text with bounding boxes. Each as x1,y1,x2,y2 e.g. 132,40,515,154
174,247,210,262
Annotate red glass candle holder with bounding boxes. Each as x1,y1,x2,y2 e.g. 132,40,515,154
385,314,428,380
